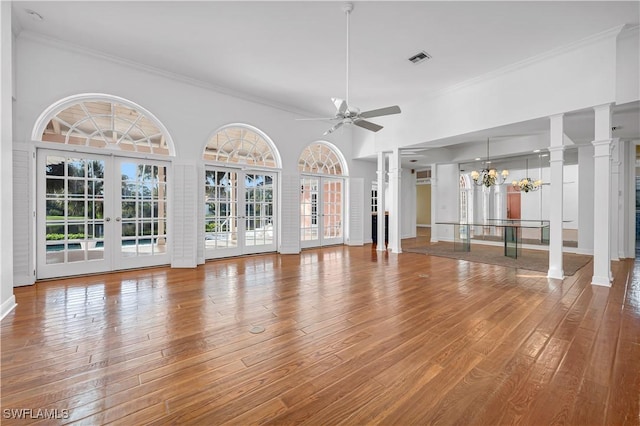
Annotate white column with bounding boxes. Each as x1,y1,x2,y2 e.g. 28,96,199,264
0,1,16,319
622,140,635,258
430,164,438,243
592,103,613,286
547,114,564,280
389,148,402,253
610,139,620,261
577,145,594,254
376,151,386,251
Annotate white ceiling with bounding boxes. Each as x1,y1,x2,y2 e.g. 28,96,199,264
12,1,640,164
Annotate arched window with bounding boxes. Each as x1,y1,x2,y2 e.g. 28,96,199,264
204,125,280,168
34,95,174,156
32,94,173,279
202,125,280,259
298,142,347,247
298,142,347,175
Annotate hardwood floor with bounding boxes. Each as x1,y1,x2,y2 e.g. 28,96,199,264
1,240,639,425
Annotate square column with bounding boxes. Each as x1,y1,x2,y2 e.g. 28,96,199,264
577,145,595,254
547,114,564,280
376,151,387,252
1,1,16,319
610,139,621,260
389,148,402,253
592,103,613,286
430,164,438,243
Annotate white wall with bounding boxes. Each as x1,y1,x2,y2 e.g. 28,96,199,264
433,163,460,241
1,1,16,319
354,29,621,158
349,158,377,243
617,27,640,105
517,164,578,229
13,34,375,277
401,168,416,239
15,35,355,171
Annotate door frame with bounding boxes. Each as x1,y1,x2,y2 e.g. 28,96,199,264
203,165,278,260
300,174,345,249
36,147,172,279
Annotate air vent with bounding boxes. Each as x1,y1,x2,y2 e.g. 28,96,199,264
408,51,432,64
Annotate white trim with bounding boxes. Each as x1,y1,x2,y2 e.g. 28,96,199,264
0,295,16,321
591,275,613,287
32,140,175,163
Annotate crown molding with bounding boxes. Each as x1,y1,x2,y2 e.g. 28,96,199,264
10,3,23,37
618,24,639,40
18,30,320,118
431,24,626,100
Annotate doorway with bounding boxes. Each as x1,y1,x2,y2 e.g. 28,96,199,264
300,176,344,248
507,185,522,219
204,167,277,259
37,150,170,279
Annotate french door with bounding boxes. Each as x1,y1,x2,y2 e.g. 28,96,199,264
37,150,170,279
300,176,344,248
204,167,277,259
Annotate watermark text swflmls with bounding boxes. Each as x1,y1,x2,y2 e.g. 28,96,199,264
3,408,70,420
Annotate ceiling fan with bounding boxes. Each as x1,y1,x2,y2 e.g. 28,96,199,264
298,3,401,136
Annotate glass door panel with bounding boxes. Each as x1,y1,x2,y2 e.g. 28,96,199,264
323,178,343,244
244,173,275,251
300,176,344,248
205,169,241,257
116,160,170,269
204,168,277,258
38,151,111,278
300,177,320,248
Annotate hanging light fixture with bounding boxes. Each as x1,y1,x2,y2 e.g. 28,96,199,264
470,138,509,187
512,158,542,193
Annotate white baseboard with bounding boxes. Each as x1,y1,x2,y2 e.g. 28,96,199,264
1,295,17,322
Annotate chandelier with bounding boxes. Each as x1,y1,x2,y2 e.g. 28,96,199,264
470,139,509,187
512,158,542,193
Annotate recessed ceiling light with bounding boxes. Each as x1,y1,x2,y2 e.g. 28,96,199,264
533,149,541,153
474,157,481,161
25,9,44,22
408,51,432,65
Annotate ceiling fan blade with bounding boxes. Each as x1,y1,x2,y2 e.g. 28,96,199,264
353,119,383,132
332,98,348,116
359,105,401,119
323,121,345,135
295,117,339,121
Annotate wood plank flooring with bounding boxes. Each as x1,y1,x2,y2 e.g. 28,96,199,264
1,240,639,425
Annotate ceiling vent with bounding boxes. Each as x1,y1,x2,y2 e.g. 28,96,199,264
408,51,432,64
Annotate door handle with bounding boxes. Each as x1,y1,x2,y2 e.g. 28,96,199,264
105,217,111,222
116,217,121,222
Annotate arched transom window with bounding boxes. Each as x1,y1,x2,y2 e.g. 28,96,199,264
39,99,172,155
298,142,346,175
204,126,279,168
